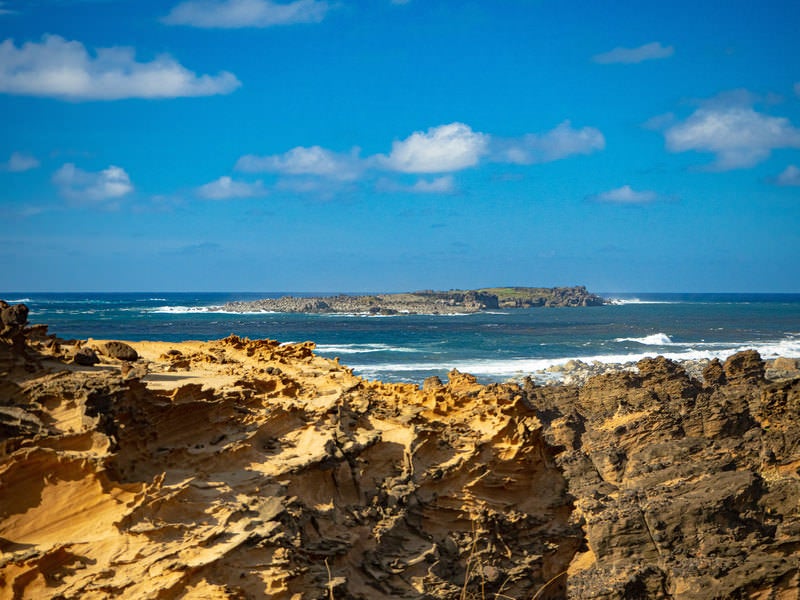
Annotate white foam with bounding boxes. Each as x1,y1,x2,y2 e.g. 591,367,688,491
615,333,673,345
325,312,475,318
348,338,800,381
605,297,678,305
148,305,285,315
149,305,221,314
316,343,417,354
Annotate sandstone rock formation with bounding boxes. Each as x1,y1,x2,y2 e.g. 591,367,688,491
1,303,798,599
95,340,139,361
534,354,800,598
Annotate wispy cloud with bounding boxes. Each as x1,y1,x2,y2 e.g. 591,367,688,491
232,120,605,194
593,42,674,64
377,123,490,173
775,165,800,186
53,163,133,207
161,242,222,256
0,204,46,219
642,112,676,131
661,91,800,170
163,0,330,28
0,35,240,100
0,2,16,16
236,146,363,180
377,175,456,194
196,176,266,199
410,175,455,193
492,121,605,164
590,185,657,204
2,151,39,172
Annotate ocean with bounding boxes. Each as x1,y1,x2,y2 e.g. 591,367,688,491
4,292,800,385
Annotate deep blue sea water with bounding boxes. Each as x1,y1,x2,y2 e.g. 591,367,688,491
4,292,800,384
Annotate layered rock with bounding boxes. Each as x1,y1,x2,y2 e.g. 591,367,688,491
534,354,800,598
1,303,798,599
1,308,580,599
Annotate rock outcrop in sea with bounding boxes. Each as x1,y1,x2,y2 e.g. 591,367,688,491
1,301,798,599
221,286,606,315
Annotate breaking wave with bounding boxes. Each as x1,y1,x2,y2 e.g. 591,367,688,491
349,337,800,382
315,343,418,354
149,305,220,314
615,333,674,345
605,298,679,305
148,305,277,315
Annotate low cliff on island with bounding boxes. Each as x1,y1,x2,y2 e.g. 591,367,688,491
221,286,606,315
2,300,799,599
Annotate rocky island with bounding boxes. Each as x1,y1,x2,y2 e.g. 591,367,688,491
2,300,799,599
221,285,606,314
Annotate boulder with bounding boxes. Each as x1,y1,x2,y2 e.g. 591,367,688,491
772,356,799,371
98,341,138,361
723,350,765,385
73,346,100,366
702,358,726,386
1,301,28,337
422,375,444,391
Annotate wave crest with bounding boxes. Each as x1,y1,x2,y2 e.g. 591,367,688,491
615,333,673,345
316,343,417,354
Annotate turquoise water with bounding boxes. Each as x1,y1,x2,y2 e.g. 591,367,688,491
4,292,800,384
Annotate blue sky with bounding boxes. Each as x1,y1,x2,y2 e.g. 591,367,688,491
1,0,799,292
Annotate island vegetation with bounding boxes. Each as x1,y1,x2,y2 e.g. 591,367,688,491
221,285,606,315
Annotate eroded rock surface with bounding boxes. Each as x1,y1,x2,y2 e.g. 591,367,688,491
535,355,800,599
1,304,798,599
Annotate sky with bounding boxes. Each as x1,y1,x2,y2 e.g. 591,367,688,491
1,0,799,293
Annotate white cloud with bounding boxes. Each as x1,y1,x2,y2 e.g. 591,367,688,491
592,185,656,204
593,42,674,64
0,35,240,100
643,112,676,131
664,96,800,170
378,123,489,173
163,0,329,28
0,2,15,16
234,121,606,194
196,176,266,199
53,163,133,206
776,165,800,186
3,151,39,172
494,121,605,164
236,146,362,180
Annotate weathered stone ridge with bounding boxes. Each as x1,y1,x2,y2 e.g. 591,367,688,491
1,302,799,599
221,285,606,314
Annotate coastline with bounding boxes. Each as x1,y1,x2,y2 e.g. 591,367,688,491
532,354,800,386
3,301,800,598
6,292,800,386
